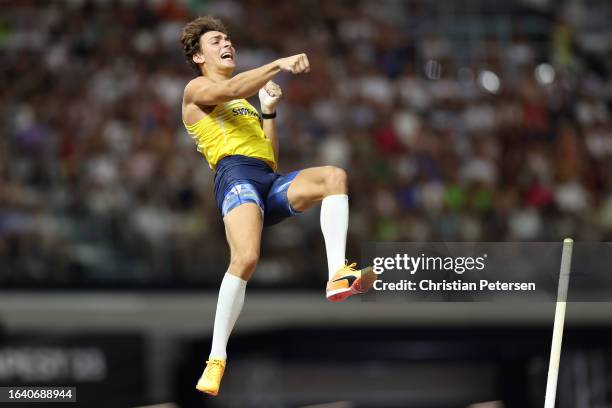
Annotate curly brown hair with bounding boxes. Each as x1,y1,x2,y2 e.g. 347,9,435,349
180,16,228,76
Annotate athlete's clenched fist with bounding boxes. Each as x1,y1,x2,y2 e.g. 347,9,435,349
259,81,282,114
276,53,310,74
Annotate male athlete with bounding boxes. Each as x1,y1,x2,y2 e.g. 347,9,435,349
180,16,375,396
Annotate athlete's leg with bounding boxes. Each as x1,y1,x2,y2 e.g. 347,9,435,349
210,202,262,359
224,202,263,281
197,203,262,395
285,166,374,302
287,166,348,278
286,165,348,212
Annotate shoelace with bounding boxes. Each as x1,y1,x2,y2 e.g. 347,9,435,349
343,261,357,272
205,360,224,378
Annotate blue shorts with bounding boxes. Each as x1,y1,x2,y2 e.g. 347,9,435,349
213,155,301,226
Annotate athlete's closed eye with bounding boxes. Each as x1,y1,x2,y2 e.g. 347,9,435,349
209,35,230,46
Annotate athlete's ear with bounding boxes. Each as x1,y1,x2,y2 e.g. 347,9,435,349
193,53,205,64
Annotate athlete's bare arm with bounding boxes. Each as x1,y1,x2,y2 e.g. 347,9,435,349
184,54,309,108
258,81,282,162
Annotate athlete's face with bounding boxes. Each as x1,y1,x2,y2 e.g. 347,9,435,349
196,30,235,73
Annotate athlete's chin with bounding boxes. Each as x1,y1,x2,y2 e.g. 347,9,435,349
220,60,236,69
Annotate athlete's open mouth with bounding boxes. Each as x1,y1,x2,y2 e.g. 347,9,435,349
221,51,233,61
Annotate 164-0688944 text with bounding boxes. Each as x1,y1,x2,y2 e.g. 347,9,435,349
0,387,76,403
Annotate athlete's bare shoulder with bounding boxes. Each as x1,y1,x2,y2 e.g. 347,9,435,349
182,77,215,125
183,76,214,105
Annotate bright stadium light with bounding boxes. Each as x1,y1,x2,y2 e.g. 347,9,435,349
424,59,442,80
535,63,555,85
478,70,500,94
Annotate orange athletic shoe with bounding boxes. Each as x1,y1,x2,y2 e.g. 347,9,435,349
326,261,375,302
195,358,226,396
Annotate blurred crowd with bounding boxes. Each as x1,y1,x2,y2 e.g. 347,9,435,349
1,0,611,288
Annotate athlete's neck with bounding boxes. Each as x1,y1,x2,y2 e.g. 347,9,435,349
202,66,232,82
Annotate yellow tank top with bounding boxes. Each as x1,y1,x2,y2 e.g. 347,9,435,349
183,99,277,171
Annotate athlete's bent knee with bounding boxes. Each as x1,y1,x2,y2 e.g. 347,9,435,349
229,250,259,279
324,166,348,195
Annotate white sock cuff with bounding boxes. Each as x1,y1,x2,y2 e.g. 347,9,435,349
322,194,348,204
224,272,247,286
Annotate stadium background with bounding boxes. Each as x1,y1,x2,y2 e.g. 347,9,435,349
1,0,611,407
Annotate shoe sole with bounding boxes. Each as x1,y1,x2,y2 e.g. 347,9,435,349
326,266,376,302
196,383,219,396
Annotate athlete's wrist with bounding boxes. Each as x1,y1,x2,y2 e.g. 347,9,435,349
261,106,277,115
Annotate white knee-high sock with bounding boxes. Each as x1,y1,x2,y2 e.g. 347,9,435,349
209,272,247,360
320,194,349,279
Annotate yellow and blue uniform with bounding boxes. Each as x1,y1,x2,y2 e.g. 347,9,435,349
183,99,300,226
183,99,276,171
